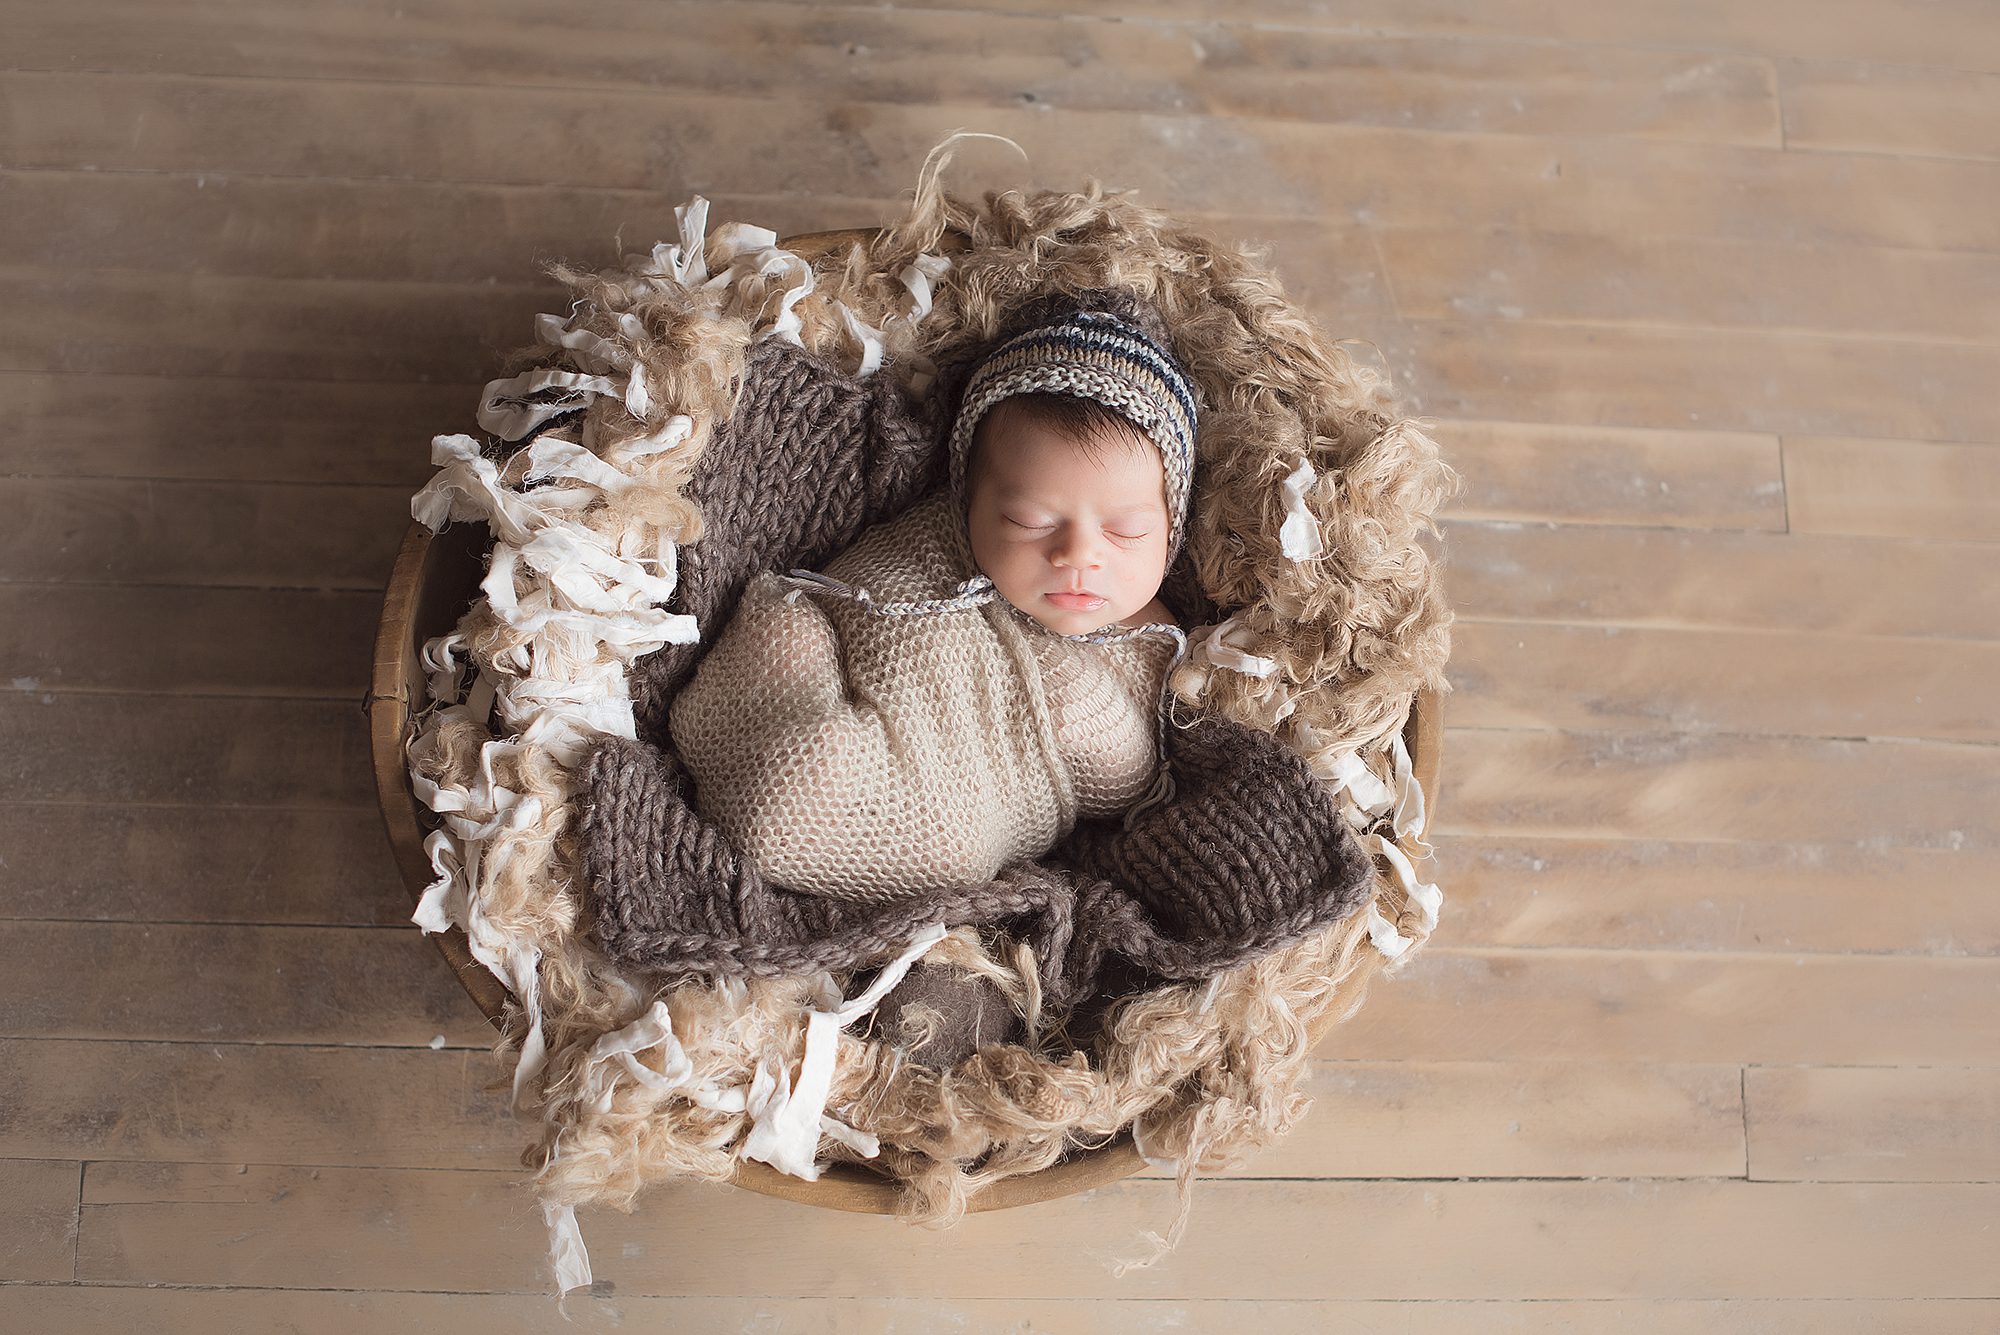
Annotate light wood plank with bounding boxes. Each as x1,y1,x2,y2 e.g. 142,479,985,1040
0,585,378,696
0,922,492,1047
0,267,552,382
1438,835,2000,956
1449,620,2000,743
0,369,474,486
0,477,408,588
1380,227,2000,344
9,72,2000,251
1384,318,2000,443
1441,520,2000,640
1329,946,2000,1066
6,1289,1993,1335
0,695,374,806
74,1162,2000,1297
1748,1066,2000,1183
0,805,408,925
1437,418,1784,530
853,0,2000,74
1783,435,2000,543
0,1159,79,1282
4,0,1784,147
1441,727,1996,852
1211,1060,1743,1180
0,170,848,288
0,1038,516,1170
1783,59,2000,163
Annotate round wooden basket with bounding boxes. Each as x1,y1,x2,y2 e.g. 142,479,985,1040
366,228,1444,1214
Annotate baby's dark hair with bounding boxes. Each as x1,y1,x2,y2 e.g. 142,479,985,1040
966,391,1151,486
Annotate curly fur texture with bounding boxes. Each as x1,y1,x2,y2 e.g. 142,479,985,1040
410,140,1457,1248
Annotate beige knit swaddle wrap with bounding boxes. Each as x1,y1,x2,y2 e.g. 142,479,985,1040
668,493,1171,901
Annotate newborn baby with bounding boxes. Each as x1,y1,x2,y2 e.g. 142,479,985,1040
667,309,1197,900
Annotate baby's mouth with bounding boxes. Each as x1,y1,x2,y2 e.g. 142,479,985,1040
1044,590,1107,611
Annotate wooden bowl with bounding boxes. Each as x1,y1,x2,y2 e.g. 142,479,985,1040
365,229,1445,1214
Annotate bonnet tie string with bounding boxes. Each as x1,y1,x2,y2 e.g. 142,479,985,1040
783,569,1001,617
785,568,1187,829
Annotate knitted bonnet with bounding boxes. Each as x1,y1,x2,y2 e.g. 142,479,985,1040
777,303,1200,829
945,308,1200,561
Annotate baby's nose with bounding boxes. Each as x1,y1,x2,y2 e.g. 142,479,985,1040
1052,529,1104,567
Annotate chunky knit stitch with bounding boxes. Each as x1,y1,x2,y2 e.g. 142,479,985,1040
667,493,1170,899
580,710,1376,1022
623,337,943,744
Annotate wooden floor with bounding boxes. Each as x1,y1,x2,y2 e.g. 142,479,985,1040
5,1,1998,1330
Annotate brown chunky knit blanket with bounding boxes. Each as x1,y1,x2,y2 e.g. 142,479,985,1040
577,333,1375,1027
581,707,1374,1018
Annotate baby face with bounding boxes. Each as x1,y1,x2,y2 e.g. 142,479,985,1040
965,400,1172,636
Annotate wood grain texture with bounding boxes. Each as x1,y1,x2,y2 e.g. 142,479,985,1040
10,72,2000,250
0,267,554,382
74,1161,2000,1298
0,1038,517,1169
1327,947,2000,1066
1782,59,2000,163
1782,435,2000,542
1380,227,2000,343
1437,835,2000,956
3,0,1787,147
0,922,490,1046
0,805,407,925
0,368,475,485
1441,727,1995,851
1449,619,2000,743
1441,521,2000,639
0,695,374,806
1437,418,1785,530
0,585,379,696
1209,1059,1744,1180
839,0,2000,74
0,1159,80,1282
1747,1066,2000,1184
1384,318,2000,442
5,1289,1993,1335
0,478,408,587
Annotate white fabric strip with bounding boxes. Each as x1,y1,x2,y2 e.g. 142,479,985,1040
739,924,947,1180
544,1201,593,1295
898,253,951,319
1190,617,1279,679
1363,831,1444,962
476,369,626,440
1278,459,1327,562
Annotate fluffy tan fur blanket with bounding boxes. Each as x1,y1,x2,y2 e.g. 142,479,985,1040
404,143,1455,1287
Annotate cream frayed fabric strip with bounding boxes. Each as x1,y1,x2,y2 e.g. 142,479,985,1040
1170,617,1296,730
1278,459,1327,562
739,923,949,1179
1306,726,1442,968
401,200,949,1293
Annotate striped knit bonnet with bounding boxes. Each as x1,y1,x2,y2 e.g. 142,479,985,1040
947,309,1199,561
